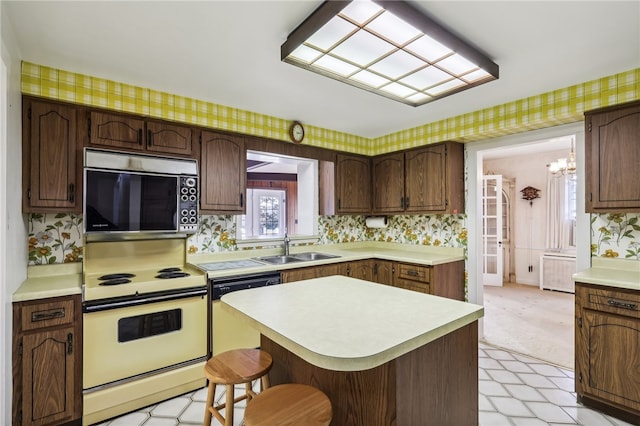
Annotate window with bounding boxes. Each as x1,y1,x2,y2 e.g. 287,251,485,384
240,189,286,238
236,151,318,241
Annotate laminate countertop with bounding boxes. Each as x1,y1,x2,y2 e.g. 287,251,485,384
13,263,82,302
572,258,640,291
191,241,465,279
221,275,484,371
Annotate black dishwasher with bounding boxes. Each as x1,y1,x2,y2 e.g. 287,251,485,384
211,271,281,300
210,271,281,355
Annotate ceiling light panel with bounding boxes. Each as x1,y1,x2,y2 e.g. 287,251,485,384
281,0,498,106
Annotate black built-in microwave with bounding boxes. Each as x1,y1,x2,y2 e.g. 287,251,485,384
84,148,198,240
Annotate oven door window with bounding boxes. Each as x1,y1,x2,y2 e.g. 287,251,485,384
118,308,182,343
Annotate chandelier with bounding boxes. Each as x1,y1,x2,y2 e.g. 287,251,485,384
547,137,576,176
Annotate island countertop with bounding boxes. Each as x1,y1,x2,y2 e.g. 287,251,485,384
221,275,484,371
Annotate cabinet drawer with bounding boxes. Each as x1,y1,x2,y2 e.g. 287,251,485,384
21,298,75,331
397,263,430,283
577,283,640,319
395,279,430,294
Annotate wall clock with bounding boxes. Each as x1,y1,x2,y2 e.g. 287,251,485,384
289,121,305,144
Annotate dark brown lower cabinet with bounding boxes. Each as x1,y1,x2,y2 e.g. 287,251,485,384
13,295,82,426
286,259,464,301
575,282,640,425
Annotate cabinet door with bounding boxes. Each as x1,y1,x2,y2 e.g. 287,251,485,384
147,120,193,156
200,131,246,213
577,309,640,411
22,328,76,426
372,260,394,285
24,100,79,212
89,111,145,150
585,102,640,211
336,154,371,213
348,260,373,281
372,152,405,213
405,145,446,212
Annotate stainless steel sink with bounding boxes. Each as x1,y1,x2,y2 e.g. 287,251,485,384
255,252,341,265
292,252,341,261
255,255,304,265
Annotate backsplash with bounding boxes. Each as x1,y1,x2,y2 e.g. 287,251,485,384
591,213,640,260
27,213,84,265
26,212,640,265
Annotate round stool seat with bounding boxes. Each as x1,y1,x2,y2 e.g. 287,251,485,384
204,348,272,384
244,383,332,426
203,349,272,426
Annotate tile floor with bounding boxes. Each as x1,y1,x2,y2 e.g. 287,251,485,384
95,343,633,426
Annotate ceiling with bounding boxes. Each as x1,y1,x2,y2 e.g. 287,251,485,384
3,1,639,139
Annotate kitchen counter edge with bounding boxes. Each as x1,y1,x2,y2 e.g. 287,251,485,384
572,258,640,291
14,263,83,302
192,242,465,279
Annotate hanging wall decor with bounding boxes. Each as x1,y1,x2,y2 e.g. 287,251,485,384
520,186,541,206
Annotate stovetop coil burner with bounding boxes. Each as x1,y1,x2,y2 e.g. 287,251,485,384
98,273,136,280
155,271,191,279
158,267,182,273
99,278,132,286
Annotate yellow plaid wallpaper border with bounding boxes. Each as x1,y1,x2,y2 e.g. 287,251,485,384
21,62,639,156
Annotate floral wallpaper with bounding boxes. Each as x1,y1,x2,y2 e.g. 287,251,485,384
25,211,640,265
591,213,640,260
28,213,84,265
318,214,468,249
186,215,237,254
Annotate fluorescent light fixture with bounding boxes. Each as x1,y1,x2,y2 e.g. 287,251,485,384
281,0,499,107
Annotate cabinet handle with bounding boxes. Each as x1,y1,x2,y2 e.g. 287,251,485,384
67,333,73,354
338,199,341,209
148,129,153,147
138,129,143,145
400,197,405,209
607,298,637,310
31,308,65,322
406,269,419,277
240,193,244,207
68,183,75,203
406,197,410,208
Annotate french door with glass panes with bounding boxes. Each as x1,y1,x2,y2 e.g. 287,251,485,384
482,175,503,286
246,189,286,237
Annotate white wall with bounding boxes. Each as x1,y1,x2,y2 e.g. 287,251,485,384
484,149,569,285
1,4,27,424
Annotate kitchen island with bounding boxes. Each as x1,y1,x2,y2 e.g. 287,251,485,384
222,276,484,425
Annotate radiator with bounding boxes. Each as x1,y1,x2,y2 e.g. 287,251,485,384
539,253,576,293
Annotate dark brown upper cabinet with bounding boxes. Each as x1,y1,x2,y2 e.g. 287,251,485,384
320,153,371,215
372,141,464,215
200,130,246,214
88,111,194,157
22,97,81,212
585,101,640,212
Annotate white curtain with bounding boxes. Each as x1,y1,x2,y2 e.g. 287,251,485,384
545,174,571,250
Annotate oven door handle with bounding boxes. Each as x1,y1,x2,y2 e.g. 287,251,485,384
83,287,207,313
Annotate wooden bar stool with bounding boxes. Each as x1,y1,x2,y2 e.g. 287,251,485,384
203,348,272,426
243,383,332,426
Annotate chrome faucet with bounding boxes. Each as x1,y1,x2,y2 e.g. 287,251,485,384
284,233,291,256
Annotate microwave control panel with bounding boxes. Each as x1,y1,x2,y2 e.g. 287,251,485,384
179,176,199,233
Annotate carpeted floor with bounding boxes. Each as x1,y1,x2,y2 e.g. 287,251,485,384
482,282,575,370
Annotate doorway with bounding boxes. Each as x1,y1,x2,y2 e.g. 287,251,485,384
465,123,590,362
